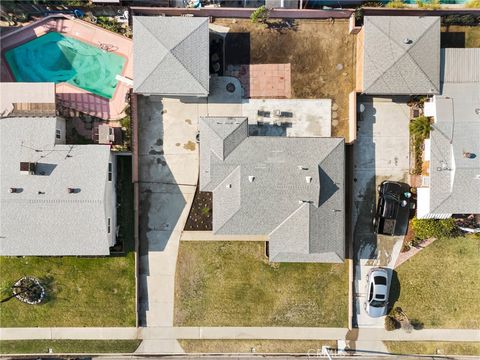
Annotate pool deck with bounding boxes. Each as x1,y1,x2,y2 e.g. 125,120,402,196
0,15,132,120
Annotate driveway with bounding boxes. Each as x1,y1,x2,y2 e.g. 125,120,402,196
137,96,203,353
352,97,410,328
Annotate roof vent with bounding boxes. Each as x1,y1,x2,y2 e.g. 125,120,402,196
38,191,45,195
298,200,313,204
67,187,78,194
475,108,480,115
305,176,312,183
403,38,413,44
9,187,20,193
248,176,255,183
298,166,308,170
226,184,232,189
463,152,476,159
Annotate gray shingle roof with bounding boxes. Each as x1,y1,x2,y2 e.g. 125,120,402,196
0,117,114,256
428,49,480,215
362,16,440,95
133,16,209,96
199,117,345,263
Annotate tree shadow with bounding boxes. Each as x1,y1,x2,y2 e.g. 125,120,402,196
38,275,56,304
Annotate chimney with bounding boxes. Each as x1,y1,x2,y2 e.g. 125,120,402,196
67,187,77,194
9,187,20,193
248,176,255,183
305,176,312,183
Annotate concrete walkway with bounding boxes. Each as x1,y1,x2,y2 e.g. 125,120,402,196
2,327,479,342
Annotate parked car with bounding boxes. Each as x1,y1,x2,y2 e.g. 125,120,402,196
364,267,389,318
373,181,412,236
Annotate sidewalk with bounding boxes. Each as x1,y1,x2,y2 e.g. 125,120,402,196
2,326,479,342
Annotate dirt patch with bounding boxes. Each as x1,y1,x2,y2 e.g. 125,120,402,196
184,191,212,231
216,18,356,138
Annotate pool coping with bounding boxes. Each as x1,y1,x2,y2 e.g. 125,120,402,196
0,14,133,120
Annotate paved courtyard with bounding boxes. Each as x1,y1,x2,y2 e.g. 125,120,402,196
352,97,410,328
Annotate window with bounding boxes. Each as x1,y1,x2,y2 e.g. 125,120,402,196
108,162,112,181
107,218,111,234
56,129,61,140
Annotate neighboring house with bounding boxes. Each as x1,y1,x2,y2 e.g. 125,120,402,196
133,16,209,97
417,48,480,219
356,16,440,95
0,82,56,117
199,117,345,263
0,116,116,255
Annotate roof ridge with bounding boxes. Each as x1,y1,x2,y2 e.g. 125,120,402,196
170,19,209,93
268,202,309,239
133,19,169,93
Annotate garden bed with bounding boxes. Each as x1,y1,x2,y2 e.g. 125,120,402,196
184,191,212,231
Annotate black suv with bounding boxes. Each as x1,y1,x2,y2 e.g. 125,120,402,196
373,181,412,236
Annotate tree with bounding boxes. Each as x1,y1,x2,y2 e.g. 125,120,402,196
409,116,432,139
250,6,269,24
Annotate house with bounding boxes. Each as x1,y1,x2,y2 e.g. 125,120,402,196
417,48,480,219
356,16,440,95
0,116,116,255
133,16,210,97
0,82,56,117
199,117,345,263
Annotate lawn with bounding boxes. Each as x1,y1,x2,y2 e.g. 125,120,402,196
179,340,337,354
174,242,348,327
391,236,480,328
0,340,141,354
0,156,136,327
385,341,480,356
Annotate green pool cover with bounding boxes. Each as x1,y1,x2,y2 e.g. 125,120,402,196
5,32,126,99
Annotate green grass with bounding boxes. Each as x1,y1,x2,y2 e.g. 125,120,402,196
385,341,480,356
179,340,337,353
174,242,348,327
392,236,480,328
0,156,136,327
0,340,141,354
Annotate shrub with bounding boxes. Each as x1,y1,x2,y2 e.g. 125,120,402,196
416,0,441,10
386,0,407,8
385,315,399,331
250,6,269,24
411,218,457,240
442,14,480,27
410,116,431,139
465,0,480,8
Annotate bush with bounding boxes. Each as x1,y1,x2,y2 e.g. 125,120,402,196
410,116,431,140
250,6,269,24
411,218,457,240
442,14,480,27
416,0,441,10
466,0,480,8
385,315,399,331
386,0,407,8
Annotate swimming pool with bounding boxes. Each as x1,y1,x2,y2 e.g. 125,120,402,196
5,32,126,99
